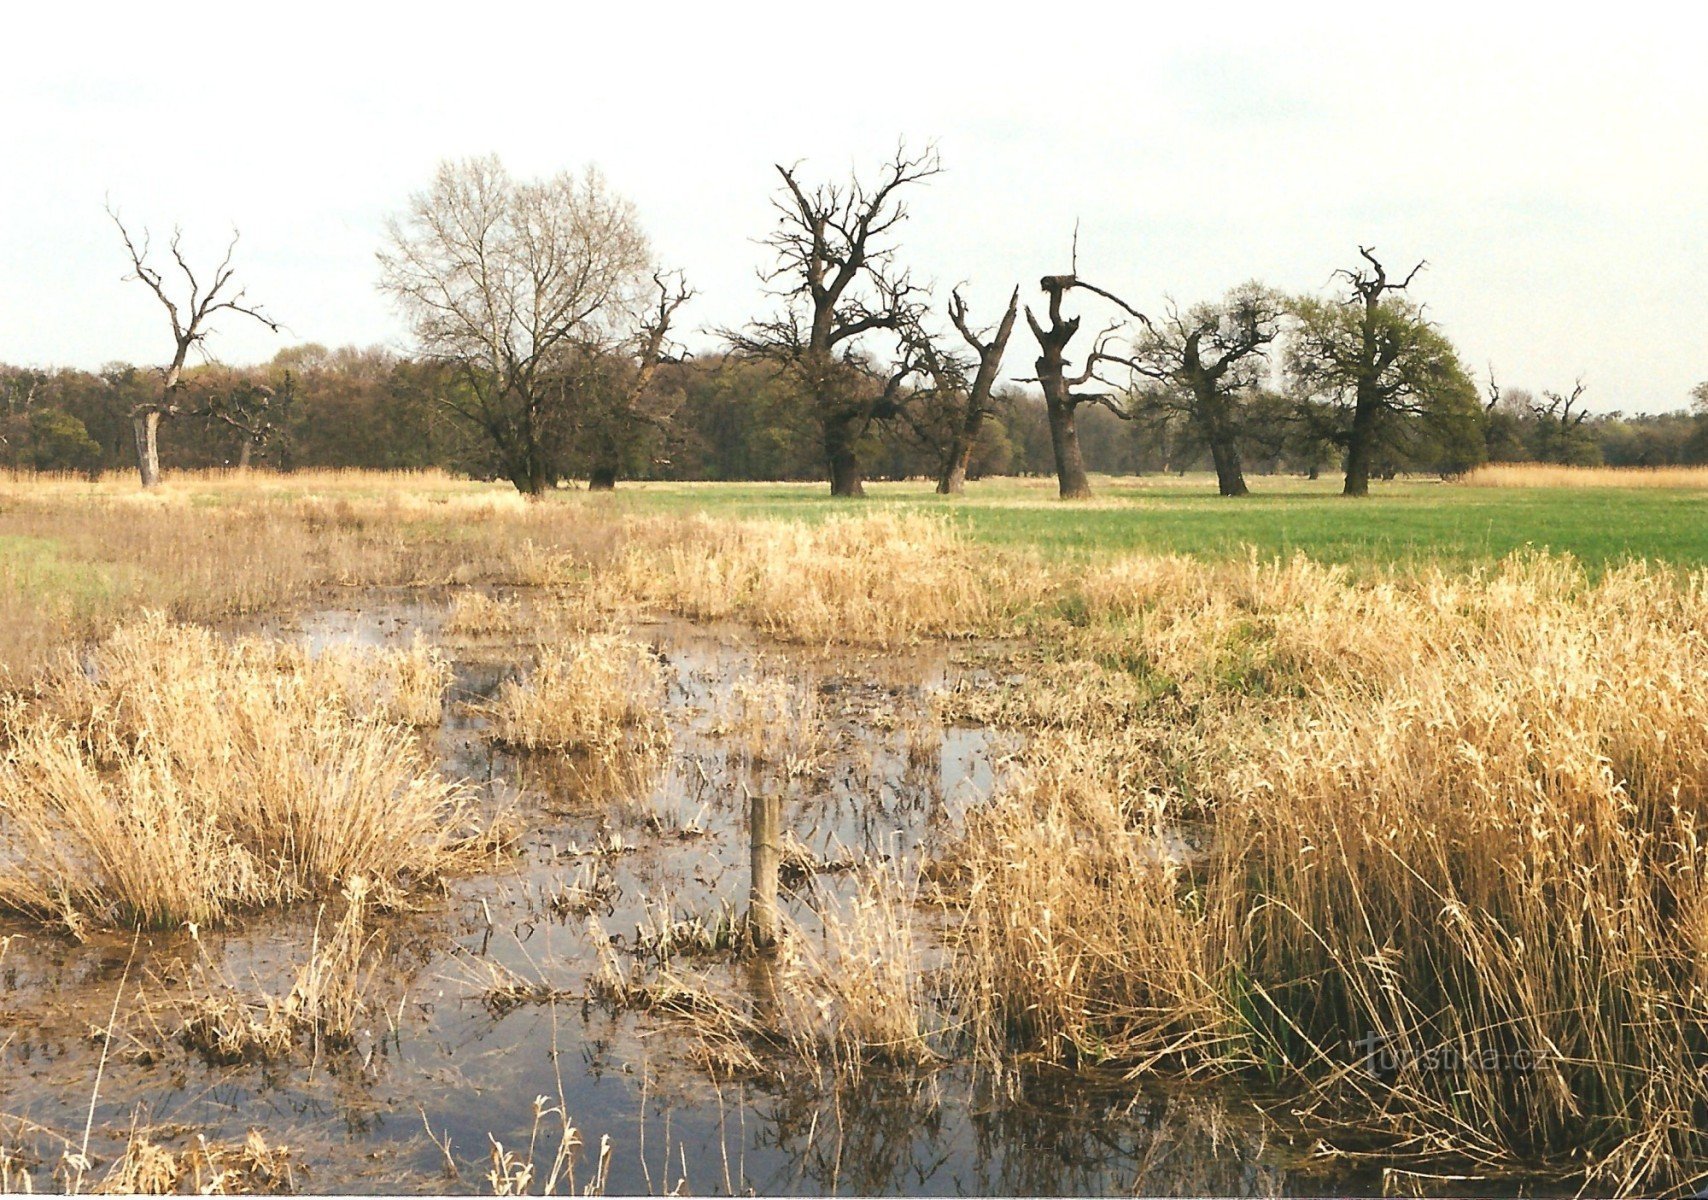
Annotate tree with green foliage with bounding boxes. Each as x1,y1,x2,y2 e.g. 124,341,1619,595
24,408,103,475
1116,282,1284,496
1285,248,1481,494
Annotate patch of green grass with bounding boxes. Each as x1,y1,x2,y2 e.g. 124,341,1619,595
0,534,131,618
600,475,1708,571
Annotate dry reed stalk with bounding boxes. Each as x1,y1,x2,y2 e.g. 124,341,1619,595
608,511,1044,646
98,1128,295,1194
944,554,1708,1192
175,877,380,1063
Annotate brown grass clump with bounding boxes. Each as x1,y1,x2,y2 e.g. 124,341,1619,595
714,673,826,776
444,589,521,637
609,511,1040,646
99,1129,296,1194
0,614,477,931
176,880,381,1063
1458,462,1708,489
946,554,1708,1193
481,632,669,757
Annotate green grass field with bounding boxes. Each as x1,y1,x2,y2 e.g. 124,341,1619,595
598,474,1708,572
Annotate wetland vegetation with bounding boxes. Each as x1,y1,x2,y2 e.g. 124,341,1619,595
1,469,1706,1194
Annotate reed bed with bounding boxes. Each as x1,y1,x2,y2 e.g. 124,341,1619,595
480,632,670,757
944,553,1708,1192
606,511,1044,646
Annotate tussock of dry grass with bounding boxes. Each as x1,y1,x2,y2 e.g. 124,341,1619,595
481,632,669,756
444,589,521,636
1459,462,1708,488
176,879,380,1063
0,615,477,930
713,673,826,776
776,872,943,1074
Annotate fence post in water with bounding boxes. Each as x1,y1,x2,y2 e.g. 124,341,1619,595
748,789,781,948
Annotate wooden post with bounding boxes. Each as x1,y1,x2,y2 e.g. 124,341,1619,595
748,790,781,948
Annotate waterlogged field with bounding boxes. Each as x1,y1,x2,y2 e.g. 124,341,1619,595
1,467,1707,1196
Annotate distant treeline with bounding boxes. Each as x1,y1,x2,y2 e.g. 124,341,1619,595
3,348,1705,482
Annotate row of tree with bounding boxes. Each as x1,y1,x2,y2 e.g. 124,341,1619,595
6,348,1704,482
11,149,1706,496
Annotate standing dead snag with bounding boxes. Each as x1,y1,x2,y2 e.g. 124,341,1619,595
577,271,694,491
729,145,940,497
1024,272,1146,500
935,287,1020,495
109,206,279,487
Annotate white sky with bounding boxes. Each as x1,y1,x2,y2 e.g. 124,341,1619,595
3,1,1704,412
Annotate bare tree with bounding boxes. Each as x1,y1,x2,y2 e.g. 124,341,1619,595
1285,247,1473,496
1532,377,1597,464
571,272,694,490
729,145,940,497
109,206,279,488
932,287,1019,494
1022,268,1146,500
1114,283,1283,497
194,372,296,469
378,156,657,495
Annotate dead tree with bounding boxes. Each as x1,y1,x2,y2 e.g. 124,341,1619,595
195,372,296,468
1024,271,1145,500
935,287,1019,494
109,207,278,487
582,272,694,490
729,146,940,497
1533,377,1593,464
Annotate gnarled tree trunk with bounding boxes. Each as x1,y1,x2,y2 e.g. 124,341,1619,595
133,409,162,489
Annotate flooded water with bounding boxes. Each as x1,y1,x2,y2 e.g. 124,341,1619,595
0,590,1311,1195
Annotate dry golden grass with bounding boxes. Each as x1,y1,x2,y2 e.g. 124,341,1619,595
444,589,522,636
1458,462,1708,488
712,672,827,776
775,871,942,1074
0,472,633,683
480,632,669,757
0,615,479,931
607,511,1043,646
175,879,381,1063
944,553,1708,1191
98,1128,296,1194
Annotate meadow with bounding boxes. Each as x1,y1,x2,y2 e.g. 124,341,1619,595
2,465,1708,1195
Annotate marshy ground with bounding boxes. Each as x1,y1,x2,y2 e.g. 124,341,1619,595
3,467,1708,1195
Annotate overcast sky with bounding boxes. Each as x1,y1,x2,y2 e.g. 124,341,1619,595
3,1,1704,412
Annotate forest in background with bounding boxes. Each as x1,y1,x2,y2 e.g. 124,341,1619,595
5,347,1705,484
